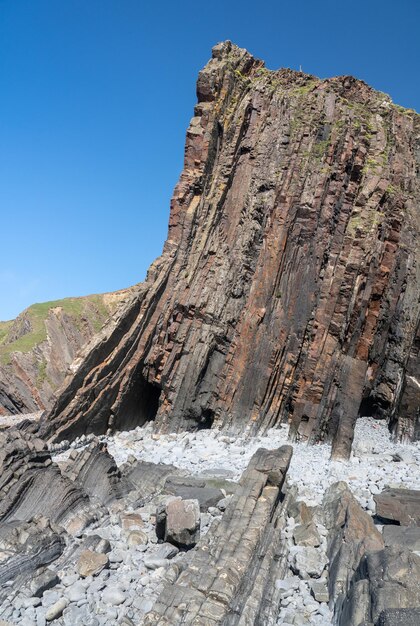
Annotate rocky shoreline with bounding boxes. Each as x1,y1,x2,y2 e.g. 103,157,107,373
0,416,419,625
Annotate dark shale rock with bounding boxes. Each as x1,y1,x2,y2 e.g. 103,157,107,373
144,445,293,625
374,488,420,526
41,41,420,455
61,440,130,505
28,568,60,597
0,518,65,603
124,460,182,500
0,429,97,536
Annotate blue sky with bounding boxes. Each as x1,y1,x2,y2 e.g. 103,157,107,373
1,0,419,320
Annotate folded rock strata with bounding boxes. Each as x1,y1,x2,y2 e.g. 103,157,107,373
0,429,97,536
144,445,293,625
41,41,419,455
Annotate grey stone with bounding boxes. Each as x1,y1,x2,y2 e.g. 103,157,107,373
101,586,126,606
165,498,201,549
293,522,321,547
374,488,420,526
29,569,59,598
377,608,420,626
292,547,328,579
311,580,329,603
151,543,179,560
65,582,86,603
45,598,68,621
383,525,420,551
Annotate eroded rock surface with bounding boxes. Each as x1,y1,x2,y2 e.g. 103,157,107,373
42,41,419,454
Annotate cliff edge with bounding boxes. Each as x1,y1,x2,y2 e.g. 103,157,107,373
42,42,420,456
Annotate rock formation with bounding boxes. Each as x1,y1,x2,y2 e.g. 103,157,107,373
0,290,134,416
144,446,293,625
41,41,419,456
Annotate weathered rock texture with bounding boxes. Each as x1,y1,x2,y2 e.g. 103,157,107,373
144,445,293,625
43,41,420,454
0,290,133,416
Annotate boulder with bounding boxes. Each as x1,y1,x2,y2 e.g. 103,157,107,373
29,568,59,597
77,550,108,577
374,488,420,526
292,547,328,579
293,522,321,547
164,498,201,549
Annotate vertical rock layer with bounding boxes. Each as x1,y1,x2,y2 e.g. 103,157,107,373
43,42,420,454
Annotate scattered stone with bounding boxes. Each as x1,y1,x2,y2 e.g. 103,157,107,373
311,580,329,603
164,498,201,549
126,530,148,546
66,581,86,602
45,598,68,621
292,547,328,579
120,513,144,532
293,522,321,547
77,550,108,577
101,586,126,606
29,569,59,597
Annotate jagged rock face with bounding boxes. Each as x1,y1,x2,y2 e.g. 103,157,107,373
0,290,133,416
43,41,420,454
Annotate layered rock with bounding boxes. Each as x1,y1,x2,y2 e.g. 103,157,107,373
144,445,293,625
42,41,420,454
0,289,134,416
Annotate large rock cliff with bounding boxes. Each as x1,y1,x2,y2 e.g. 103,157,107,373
42,42,419,456
0,290,133,415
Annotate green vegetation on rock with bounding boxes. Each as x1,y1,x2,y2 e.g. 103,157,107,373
0,294,116,365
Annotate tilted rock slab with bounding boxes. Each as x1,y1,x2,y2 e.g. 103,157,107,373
42,41,420,454
323,482,384,623
144,445,293,625
339,547,420,626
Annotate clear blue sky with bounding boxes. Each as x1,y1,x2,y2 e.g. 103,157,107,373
1,0,419,320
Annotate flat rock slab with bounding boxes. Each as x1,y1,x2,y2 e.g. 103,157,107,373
383,525,420,551
164,483,223,511
77,550,108,577
374,488,420,526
